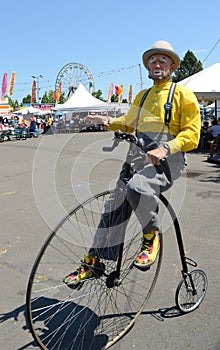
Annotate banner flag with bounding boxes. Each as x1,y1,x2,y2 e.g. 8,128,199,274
107,83,114,103
128,84,132,103
55,81,62,103
118,85,123,103
31,80,37,103
1,73,8,97
115,85,123,95
8,71,16,96
89,81,94,93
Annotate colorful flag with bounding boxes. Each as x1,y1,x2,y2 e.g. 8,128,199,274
128,84,133,103
54,91,58,103
118,85,123,103
115,85,123,95
89,81,93,93
8,71,16,96
55,81,62,103
107,83,114,103
31,80,37,103
1,73,8,97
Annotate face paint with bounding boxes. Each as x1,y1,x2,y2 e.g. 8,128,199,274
147,54,174,84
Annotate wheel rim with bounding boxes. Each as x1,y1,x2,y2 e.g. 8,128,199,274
26,190,163,350
176,269,208,313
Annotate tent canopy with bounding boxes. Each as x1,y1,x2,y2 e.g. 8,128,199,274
55,83,114,111
12,106,44,115
178,63,220,100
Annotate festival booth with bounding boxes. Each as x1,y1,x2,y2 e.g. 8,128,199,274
54,83,126,117
55,83,113,111
12,106,44,116
179,63,220,164
178,63,220,100
53,83,128,131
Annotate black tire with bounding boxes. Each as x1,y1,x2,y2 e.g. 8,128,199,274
26,189,163,350
175,269,208,313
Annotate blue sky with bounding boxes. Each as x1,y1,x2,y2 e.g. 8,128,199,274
1,0,220,103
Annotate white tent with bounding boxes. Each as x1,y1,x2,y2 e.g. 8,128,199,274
204,102,215,110
13,106,44,115
55,83,114,111
178,63,220,100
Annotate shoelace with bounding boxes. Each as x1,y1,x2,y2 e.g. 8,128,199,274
142,239,152,252
77,258,96,273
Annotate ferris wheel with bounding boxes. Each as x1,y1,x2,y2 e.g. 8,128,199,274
55,62,95,99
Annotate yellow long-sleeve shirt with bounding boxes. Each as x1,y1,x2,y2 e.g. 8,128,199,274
108,81,201,155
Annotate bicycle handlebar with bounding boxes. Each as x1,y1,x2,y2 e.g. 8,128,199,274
102,130,144,152
102,130,167,168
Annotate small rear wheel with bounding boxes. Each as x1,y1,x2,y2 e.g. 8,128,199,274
175,269,208,313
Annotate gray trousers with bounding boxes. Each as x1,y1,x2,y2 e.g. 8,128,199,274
89,153,185,260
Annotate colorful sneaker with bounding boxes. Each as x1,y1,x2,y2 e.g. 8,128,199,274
63,254,97,287
134,231,160,269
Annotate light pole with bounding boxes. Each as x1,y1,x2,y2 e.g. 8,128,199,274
32,74,43,104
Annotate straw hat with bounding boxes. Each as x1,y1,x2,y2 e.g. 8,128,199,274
142,40,180,71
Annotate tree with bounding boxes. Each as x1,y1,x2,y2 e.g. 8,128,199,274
41,90,56,104
111,94,118,102
4,95,18,109
59,93,66,104
172,50,203,82
22,94,32,104
92,89,106,101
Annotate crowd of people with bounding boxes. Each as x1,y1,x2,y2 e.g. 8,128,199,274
0,114,55,141
1,108,220,145
200,116,220,149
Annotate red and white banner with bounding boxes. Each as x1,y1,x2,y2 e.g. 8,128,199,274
31,80,37,103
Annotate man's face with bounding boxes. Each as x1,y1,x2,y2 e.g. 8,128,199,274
147,53,175,84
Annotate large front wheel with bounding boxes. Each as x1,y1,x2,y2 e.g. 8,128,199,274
26,189,163,350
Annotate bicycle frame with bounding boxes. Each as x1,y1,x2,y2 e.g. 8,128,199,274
106,131,197,283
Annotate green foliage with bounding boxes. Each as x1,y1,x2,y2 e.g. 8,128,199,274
172,50,203,82
59,93,65,104
92,89,106,101
22,94,32,104
111,94,118,102
5,95,18,109
41,90,54,103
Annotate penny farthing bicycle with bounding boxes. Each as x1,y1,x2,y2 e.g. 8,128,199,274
26,131,208,350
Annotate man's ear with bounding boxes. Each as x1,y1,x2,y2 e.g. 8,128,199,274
171,63,176,73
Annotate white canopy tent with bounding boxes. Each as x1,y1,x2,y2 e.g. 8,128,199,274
178,63,220,100
13,106,44,115
55,83,115,112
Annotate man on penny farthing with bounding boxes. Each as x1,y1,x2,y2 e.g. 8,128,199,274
64,40,201,287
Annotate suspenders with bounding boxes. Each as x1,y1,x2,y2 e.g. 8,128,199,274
135,82,176,136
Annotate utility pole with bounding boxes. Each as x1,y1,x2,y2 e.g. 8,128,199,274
138,64,143,90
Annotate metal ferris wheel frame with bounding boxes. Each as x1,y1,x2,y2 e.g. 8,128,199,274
55,62,95,99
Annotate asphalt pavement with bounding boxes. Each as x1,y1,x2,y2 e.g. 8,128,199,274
0,132,219,350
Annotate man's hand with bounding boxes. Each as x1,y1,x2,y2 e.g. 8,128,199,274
85,115,110,126
146,146,168,166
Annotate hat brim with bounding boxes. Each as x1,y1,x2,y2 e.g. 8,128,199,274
142,48,180,71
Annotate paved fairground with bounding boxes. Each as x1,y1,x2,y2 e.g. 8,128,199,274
0,131,219,350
